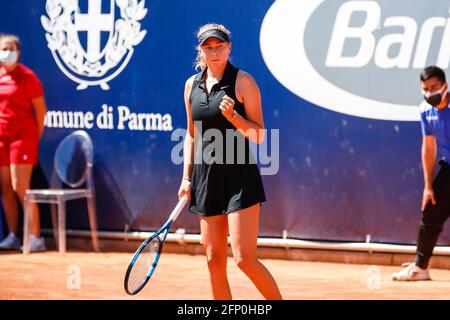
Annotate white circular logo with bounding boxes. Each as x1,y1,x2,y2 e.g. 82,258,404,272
260,0,433,121
41,0,147,90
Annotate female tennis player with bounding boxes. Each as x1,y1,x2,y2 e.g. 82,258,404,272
178,23,282,300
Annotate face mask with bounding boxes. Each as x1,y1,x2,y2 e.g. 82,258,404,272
0,50,18,66
423,85,447,107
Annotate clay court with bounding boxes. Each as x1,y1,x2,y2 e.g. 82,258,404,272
2,250,450,300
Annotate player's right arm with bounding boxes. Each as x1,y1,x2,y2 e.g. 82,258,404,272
178,75,196,200
421,135,437,211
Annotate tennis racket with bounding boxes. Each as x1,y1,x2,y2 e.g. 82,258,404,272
124,195,188,295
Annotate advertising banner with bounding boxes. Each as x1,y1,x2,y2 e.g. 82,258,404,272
2,0,449,245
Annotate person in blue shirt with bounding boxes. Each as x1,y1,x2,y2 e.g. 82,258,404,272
393,66,450,281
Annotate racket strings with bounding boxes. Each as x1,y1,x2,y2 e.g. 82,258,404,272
127,238,160,294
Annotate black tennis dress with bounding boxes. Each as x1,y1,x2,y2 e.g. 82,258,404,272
189,62,266,216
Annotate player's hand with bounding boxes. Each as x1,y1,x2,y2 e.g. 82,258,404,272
421,186,436,212
178,178,192,201
219,95,235,120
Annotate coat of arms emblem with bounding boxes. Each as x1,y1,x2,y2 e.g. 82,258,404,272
41,0,147,90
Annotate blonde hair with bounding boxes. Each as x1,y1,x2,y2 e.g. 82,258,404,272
195,23,231,71
0,34,21,51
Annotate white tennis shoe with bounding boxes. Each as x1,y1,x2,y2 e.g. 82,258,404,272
29,235,46,252
0,232,20,250
392,262,431,281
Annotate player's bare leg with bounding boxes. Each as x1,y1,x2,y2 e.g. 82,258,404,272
228,204,282,300
199,214,232,299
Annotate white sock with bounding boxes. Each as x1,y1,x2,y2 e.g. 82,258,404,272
8,232,17,239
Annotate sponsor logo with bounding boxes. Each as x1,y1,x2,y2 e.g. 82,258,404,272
260,0,450,121
41,0,147,90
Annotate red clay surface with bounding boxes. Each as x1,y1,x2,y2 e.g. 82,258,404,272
1,251,450,300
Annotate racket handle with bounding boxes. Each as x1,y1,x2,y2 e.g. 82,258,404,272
169,194,188,222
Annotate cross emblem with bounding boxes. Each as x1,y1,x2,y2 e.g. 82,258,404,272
74,0,115,63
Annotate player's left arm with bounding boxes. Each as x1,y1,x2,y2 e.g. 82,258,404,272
230,71,265,144
31,96,47,139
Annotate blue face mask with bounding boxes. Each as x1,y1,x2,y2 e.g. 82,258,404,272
0,50,18,66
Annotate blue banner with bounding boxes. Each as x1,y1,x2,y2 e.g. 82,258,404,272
1,0,448,245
